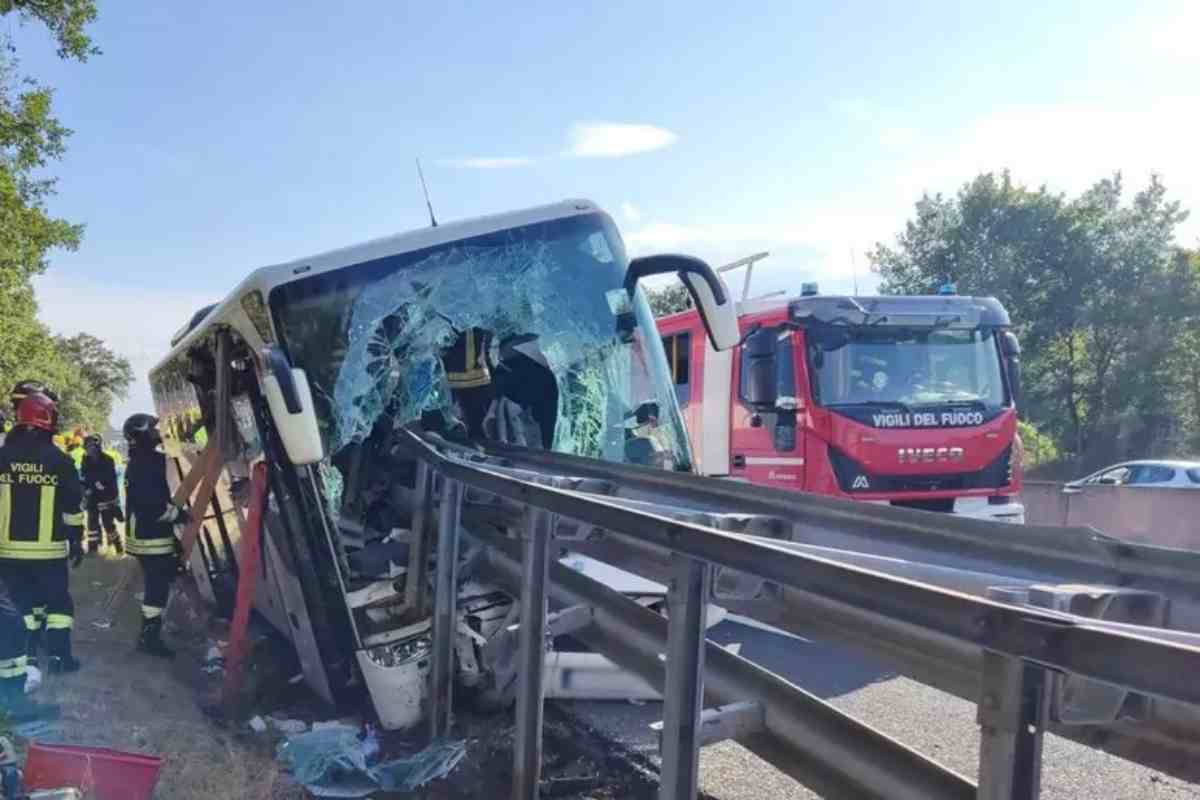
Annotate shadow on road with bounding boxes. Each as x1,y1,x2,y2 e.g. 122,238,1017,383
706,618,896,700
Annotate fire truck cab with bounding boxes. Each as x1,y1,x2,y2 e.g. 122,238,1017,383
658,287,1026,522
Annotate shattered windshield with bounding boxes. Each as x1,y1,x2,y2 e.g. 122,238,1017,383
269,212,692,471
809,327,1006,408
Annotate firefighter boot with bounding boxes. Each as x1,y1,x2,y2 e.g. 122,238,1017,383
137,618,175,660
45,629,81,674
0,678,59,723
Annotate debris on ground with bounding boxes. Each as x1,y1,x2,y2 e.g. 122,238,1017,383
269,716,309,735
275,723,466,798
248,716,269,734
200,643,225,675
24,665,42,694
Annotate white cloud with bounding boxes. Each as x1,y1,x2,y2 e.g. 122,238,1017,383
566,123,678,158
32,272,213,427
1141,4,1199,62
621,212,896,298
620,201,642,224
893,98,1200,244
437,156,534,169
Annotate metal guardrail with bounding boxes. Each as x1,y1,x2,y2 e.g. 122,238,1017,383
397,431,1200,799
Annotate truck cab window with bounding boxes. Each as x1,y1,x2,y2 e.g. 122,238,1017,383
663,332,691,406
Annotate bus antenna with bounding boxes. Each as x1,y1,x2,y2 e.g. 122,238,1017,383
416,158,437,227
851,247,859,296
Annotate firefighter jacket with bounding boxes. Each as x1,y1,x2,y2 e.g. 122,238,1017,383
0,432,84,560
442,328,493,390
81,451,120,505
125,448,181,556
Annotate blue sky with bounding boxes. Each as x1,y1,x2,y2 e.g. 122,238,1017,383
16,0,1199,423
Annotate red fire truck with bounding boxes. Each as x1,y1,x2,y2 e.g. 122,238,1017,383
657,283,1026,522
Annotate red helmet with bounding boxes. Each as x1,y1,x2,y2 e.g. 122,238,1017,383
16,392,58,432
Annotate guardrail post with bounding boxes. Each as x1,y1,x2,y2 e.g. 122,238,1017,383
977,650,1049,800
405,461,435,614
429,477,463,742
661,553,710,800
513,508,553,800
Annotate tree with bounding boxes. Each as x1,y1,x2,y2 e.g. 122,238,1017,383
645,281,693,317
0,1,114,432
0,1,98,61
871,171,1200,468
55,333,132,425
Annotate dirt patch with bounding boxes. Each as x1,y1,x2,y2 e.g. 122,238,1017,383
14,553,303,799
9,552,660,799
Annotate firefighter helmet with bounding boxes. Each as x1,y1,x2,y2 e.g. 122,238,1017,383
122,413,161,447
16,392,58,432
10,380,59,412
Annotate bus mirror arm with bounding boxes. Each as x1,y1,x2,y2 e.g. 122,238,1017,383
264,346,303,414
625,255,740,351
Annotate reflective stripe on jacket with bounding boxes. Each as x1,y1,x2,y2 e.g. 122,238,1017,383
443,328,493,389
124,447,178,556
0,433,83,559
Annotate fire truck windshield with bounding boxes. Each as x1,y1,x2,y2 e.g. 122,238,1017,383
270,212,692,471
810,327,1007,410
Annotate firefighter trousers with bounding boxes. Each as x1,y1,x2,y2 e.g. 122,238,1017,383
0,558,73,659
86,502,122,550
0,575,27,690
136,554,176,622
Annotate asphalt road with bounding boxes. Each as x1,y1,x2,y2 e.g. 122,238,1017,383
554,616,1200,800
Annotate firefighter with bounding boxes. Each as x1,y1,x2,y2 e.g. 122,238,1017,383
441,327,495,440
81,435,123,554
8,381,62,647
123,413,188,659
0,392,85,675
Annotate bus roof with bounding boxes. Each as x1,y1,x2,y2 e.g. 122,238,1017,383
659,292,1010,330
151,198,605,375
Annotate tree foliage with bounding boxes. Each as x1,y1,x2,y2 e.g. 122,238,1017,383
0,1,119,431
871,171,1200,470
645,281,693,317
0,1,98,61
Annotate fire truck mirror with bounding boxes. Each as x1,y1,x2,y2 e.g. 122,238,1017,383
1001,331,1022,407
740,328,778,409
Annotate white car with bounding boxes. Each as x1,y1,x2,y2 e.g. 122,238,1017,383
1064,460,1200,492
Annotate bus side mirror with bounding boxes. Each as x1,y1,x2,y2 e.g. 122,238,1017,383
1001,331,1022,408
625,254,739,351
261,347,324,465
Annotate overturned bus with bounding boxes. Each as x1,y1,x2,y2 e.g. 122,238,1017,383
148,200,737,726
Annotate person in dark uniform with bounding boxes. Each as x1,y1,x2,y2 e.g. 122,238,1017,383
0,392,84,676
122,413,188,659
6,381,62,654
441,327,495,440
81,435,123,554
495,334,558,448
